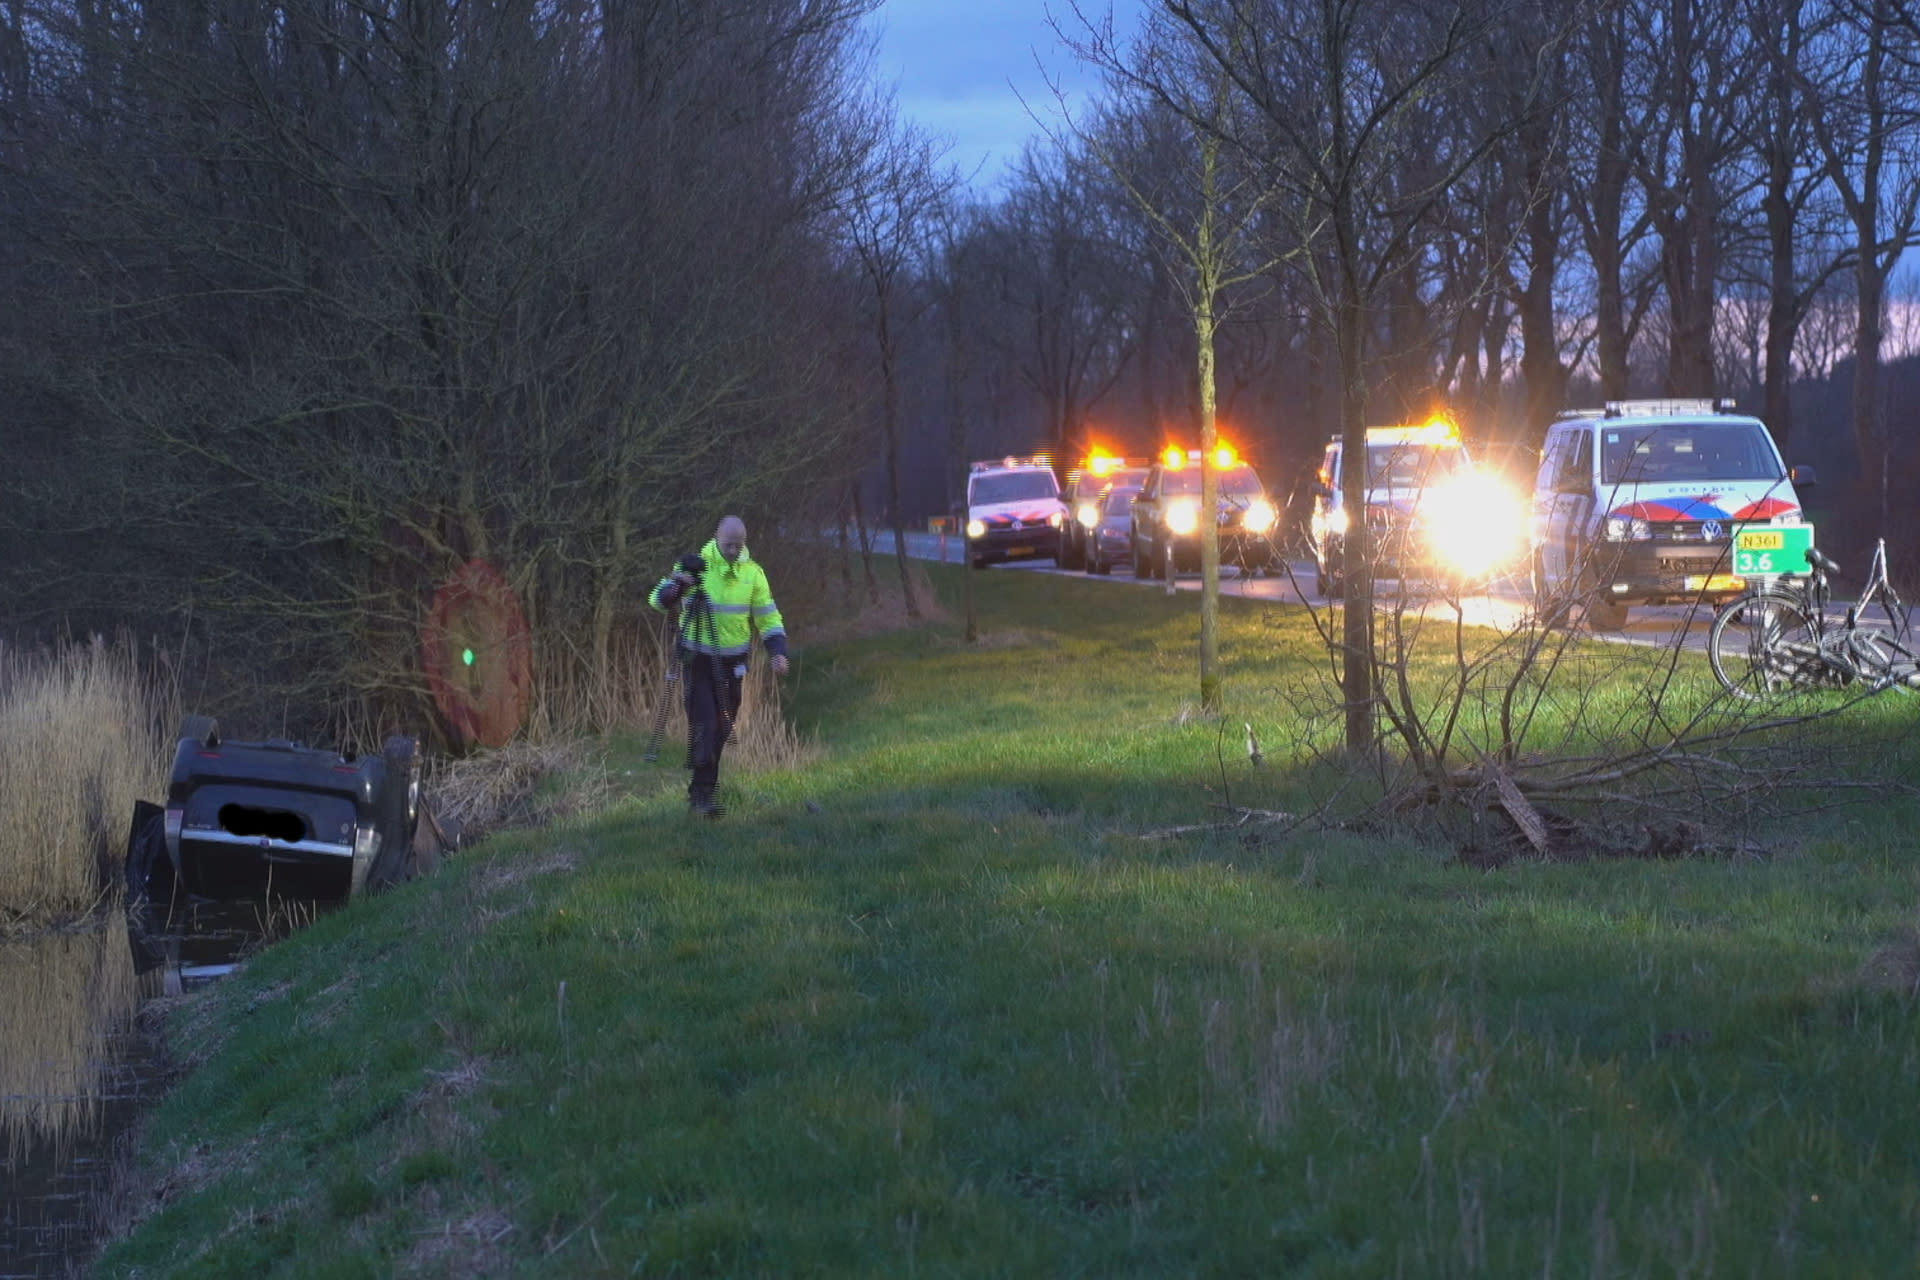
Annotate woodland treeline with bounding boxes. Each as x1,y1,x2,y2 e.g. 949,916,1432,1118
2,0,1918,745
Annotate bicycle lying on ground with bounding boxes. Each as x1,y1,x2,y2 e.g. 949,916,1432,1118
1707,537,1920,699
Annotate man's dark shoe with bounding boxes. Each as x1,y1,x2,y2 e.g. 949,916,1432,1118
688,791,723,819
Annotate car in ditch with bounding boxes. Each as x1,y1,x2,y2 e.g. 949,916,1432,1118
154,716,423,900
1129,445,1281,580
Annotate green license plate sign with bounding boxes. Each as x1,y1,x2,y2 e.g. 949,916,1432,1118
1732,525,1814,575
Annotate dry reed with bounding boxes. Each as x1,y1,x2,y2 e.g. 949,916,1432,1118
0,637,173,922
0,916,140,1156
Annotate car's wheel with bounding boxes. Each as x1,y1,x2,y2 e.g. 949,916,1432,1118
369,735,421,891
178,714,219,748
1584,595,1629,630
1531,550,1568,627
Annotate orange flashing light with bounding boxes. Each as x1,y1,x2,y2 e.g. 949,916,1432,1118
1211,445,1237,470
1089,451,1121,477
1161,444,1187,469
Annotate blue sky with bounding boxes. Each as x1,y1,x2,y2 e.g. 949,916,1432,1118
862,0,1147,195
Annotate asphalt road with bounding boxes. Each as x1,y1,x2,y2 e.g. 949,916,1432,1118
882,527,1720,654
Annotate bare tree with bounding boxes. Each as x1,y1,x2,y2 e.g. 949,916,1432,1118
1797,0,1920,533
1158,0,1551,754
838,109,959,620
0,0,881,744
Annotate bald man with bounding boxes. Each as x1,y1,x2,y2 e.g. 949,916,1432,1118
648,516,790,817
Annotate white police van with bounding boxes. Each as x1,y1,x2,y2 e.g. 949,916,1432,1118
1531,400,1814,628
963,455,1065,569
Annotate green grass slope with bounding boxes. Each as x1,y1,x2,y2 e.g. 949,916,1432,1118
99,568,1920,1277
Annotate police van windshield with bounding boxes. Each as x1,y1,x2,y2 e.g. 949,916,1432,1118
970,471,1059,504
1160,465,1265,497
1599,422,1784,486
1361,443,1466,487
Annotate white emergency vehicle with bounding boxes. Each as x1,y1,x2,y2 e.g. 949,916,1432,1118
1531,399,1814,628
963,455,1065,569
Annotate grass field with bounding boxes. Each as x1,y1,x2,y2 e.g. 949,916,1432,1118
97,567,1920,1276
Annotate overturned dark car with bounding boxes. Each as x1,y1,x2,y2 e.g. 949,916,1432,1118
132,716,425,902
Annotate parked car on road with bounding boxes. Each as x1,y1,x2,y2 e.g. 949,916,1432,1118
1059,453,1149,570
1531,399,1814,629
1084,481,1143,575
1309,421,1525,598
1130,446,1281,581
964,455,1064,568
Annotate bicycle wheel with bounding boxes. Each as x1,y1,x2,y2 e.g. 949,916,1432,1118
1707,590,1828,698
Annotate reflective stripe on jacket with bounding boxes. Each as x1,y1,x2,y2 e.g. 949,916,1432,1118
648,538,788,659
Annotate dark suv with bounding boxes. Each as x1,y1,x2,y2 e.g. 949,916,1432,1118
1130,451,1282,580
158,716,421,900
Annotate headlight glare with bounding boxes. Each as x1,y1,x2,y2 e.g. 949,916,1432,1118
1242,499,1278,533
1166,499,1200,535
1423,473,1528,577
966,519,986,539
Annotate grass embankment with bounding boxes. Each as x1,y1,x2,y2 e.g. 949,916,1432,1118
0,637,171,923
99,570,1920,1276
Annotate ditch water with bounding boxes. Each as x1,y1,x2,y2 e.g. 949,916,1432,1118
2,896,329,1277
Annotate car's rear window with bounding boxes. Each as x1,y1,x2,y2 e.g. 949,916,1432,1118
1359,443,1466,487
1160,466,1264,496
971,471,1059,504
1599,421,1784,486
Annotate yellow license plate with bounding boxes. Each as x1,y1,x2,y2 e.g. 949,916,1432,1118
1686,574,1745,593
1007,546,1033,556
1736,531,1784,551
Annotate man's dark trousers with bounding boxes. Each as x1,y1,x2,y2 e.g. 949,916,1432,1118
682,652,743,807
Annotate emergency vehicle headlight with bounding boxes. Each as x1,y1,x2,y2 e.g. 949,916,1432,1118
1603,516,1651,542
1048,510,1064,528
1424,473,1527,576
1242,499,1278,533
966,518,987,539
1167,499,1200,535
1077,502,1101,529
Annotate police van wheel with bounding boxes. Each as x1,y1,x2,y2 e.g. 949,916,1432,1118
1531,552,1567,627
1584,596,1629,630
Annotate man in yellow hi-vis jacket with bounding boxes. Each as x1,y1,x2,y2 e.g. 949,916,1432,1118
649,516,789,817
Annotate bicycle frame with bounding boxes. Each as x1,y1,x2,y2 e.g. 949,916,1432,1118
1707,537,1919,697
